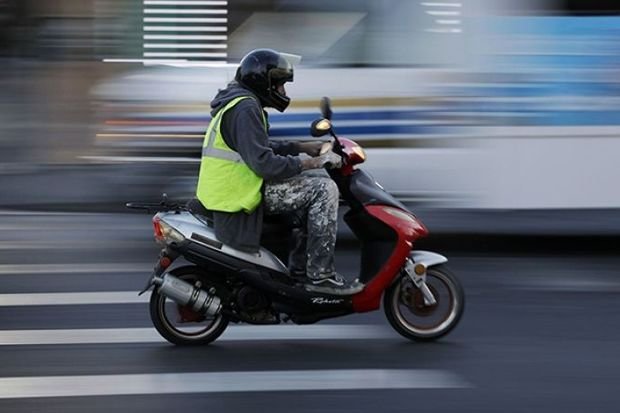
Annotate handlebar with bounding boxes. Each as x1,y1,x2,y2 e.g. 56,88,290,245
126,194,186,213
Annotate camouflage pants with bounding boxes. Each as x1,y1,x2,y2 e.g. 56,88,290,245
263,173,339,280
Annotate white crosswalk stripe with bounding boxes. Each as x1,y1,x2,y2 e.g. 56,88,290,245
0,325,393,345
0,369,471,399
0,263,150,275
0,291,147,306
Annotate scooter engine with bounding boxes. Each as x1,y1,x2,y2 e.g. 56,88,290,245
234,286,278,324
236,286,269,312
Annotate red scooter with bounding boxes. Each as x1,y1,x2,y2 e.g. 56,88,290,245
128,97,465,345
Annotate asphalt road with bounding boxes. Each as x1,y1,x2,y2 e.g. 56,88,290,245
1,211,619,412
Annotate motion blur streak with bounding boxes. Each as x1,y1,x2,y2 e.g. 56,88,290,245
3,0,617,217
1,1,619,412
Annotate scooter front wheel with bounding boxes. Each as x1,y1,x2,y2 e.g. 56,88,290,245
149,266,229,346
384,264,464,341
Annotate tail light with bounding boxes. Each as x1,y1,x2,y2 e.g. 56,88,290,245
153,217,164,242
152,216,185,244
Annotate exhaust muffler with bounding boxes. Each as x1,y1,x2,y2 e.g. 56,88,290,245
154,274,221,316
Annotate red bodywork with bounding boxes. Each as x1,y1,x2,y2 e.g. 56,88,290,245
337,137,365,176
351,205,428,312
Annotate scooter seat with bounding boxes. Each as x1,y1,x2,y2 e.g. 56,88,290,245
186,199,214,227
186,199,302,230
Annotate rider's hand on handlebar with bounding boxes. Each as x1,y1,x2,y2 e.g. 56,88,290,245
297,141,325,157
319,141,333,155
300,151,343,171
321,151,343,169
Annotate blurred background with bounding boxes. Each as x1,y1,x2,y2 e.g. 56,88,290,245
1,0,619,234
2,2,620,412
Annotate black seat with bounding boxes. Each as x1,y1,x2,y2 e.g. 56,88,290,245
186,199,302,230
187,199,300,265
186,199,214,227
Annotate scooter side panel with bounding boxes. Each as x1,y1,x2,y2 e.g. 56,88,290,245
343,208,398,283
351,205,420,313
161,213,356,317
159,212,289,274
349,169,409,210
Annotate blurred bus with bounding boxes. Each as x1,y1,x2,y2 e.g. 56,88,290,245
89,0,620,212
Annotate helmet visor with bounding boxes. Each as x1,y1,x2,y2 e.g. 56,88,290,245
279,52,302,66
270,53,300,85
270,66,294,85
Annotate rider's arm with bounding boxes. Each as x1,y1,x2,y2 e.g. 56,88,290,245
270,141,324,157
259,108,302,156
220,100,302,181
269,140,300,156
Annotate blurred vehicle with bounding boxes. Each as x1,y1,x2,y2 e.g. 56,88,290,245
90,65,478,207
89,0,620,213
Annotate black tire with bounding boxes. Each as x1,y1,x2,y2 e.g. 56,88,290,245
149,266,229,346
384,264,464,342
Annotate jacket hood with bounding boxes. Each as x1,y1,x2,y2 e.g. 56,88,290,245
210,82,259,116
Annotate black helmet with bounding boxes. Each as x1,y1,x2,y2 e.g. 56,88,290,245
235,49,294,112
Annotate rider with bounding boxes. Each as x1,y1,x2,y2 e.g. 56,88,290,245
194,48,361,294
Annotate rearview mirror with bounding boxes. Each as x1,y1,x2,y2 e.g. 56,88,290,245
320,97,332,120
310,118,332,137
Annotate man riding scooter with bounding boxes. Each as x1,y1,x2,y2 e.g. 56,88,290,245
193,48,363,295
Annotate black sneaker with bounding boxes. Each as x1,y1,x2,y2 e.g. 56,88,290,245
310,273,346,287
305,274,364,295
289,269,307,280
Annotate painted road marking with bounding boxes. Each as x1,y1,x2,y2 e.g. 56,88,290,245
0,369,471,399
505,278,620,292
0,291,147,306
0,241,144,250
0,264,150,275
0,325,393,345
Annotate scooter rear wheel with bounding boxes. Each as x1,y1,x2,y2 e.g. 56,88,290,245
149,266,229,346
384,264,464,341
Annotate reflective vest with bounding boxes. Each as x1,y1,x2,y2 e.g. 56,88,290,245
196,96,266,213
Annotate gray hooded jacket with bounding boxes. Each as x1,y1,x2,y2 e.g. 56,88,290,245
206,82,302,251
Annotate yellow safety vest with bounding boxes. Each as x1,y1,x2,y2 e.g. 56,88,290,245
196,96,267,213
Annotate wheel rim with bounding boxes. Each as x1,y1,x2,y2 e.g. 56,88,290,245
391,269,460,337
156,274,224,339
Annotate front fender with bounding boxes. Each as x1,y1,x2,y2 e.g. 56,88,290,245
409,250,448,267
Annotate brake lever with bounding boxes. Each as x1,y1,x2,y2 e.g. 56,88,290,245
329,130,349,163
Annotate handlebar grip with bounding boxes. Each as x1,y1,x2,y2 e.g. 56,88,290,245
125,202,144,210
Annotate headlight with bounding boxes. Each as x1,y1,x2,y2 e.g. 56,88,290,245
381,207,425,231
351,145,366,161
381,207,415,223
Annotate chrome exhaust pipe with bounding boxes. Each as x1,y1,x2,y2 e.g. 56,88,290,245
154,274,221,316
